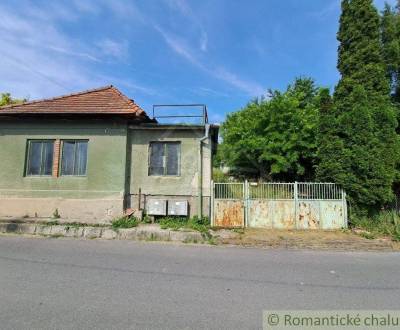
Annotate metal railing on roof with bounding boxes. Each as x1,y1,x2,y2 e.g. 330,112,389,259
152,104,208,125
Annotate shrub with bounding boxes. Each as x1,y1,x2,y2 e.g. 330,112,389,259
111,216,138,229
213,168,230,182
351,210,400,241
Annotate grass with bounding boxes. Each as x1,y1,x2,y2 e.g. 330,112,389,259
46,220,59,226
351,210,400,241
111,216,139,229
43,221,108,228
159,216,210,235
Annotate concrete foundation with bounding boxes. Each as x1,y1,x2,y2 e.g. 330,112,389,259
0,197,124,223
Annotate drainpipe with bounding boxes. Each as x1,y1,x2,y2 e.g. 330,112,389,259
198,124,210,218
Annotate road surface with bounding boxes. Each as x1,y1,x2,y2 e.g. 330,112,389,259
0,236,399,329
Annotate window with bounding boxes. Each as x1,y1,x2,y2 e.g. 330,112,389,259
26,140,54,176
149,142,181,176
61,140,88,176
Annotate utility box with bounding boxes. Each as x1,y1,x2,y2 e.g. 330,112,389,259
146,199,167,216
168,200,188,216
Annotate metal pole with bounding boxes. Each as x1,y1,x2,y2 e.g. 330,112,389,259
244,180,248,228
211,180,214,227
342,189,347,228
294,181,298,229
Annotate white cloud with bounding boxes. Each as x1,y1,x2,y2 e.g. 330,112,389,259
164,0,208,52
200,32,208,52
155,26,264,96
96,39,129,60
0,2,149,99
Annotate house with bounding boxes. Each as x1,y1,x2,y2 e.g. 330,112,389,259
0,86,218,223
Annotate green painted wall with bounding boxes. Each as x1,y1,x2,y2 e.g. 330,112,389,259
0,120,127,199
128,127,213,216
0,120,215,220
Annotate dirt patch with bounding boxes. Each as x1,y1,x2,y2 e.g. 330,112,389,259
217,228,400,251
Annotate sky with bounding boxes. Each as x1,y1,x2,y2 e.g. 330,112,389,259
0,0,396,123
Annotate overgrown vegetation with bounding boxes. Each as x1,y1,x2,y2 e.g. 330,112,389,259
351,210,400,241
317,0,398,213
218,77,320,181
159,216,210,234
212,168,231,182
218,0,400,218
111,216,139,229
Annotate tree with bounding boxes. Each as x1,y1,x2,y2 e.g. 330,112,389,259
218,77,320,181
315,90,347,184
0,93,26,107
381,2,400,102
317,0,399,211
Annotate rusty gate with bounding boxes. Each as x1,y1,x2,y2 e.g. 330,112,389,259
211,182,347,229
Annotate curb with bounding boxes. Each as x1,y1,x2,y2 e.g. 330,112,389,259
0,223,207,243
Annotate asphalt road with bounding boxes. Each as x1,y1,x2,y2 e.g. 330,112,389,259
0,236,399,330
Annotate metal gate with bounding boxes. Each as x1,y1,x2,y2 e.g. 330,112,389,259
211,183,245,227
211,182,347,229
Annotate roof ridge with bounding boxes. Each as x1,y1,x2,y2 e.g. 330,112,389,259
109,86,147,118
0,85,114,110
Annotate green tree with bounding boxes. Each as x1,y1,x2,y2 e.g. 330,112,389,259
315,89,347,184
218,77,320,181
0,93,25,107
381,2,400,102
318,0,398,211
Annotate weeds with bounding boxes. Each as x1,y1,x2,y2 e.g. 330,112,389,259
351,210,400,241
207,237,217,245
360,232,375,240
143,215,153,224
111,216,139,229
46,220,59,226
159,216,210,234
52,209,60,219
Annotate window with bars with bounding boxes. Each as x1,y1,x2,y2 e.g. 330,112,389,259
61,140,88,176
26,140,55,176
149,142,181,176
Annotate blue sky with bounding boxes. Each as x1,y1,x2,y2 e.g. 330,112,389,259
0,0,396,123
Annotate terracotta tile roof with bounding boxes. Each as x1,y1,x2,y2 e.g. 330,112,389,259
0,85,149,119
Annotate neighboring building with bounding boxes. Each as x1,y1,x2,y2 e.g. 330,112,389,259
0,86,218,223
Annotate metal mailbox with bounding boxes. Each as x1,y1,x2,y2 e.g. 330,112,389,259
146,199,167,216
168,200,188,216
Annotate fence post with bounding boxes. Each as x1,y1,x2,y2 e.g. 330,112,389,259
342,189,347,228
294,181,298,229
210,180,214,227
244,180,248,228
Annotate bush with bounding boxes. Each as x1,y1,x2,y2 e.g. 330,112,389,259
111,216,139,229
213,168,230,182
351,210,400,241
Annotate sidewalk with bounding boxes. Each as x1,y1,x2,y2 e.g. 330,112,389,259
0,219,398,251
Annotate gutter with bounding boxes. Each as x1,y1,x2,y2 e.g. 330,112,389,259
198,124,210,218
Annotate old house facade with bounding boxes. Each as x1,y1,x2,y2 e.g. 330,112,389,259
0,86,218,223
